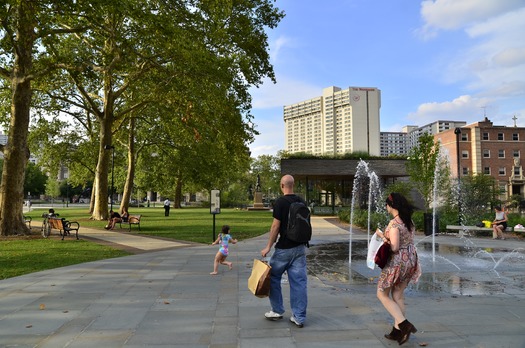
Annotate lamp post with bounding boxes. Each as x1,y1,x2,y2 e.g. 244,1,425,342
454,127,462,224
104,145,115,211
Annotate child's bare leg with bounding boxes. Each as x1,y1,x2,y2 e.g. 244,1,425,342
220,257,233,270
210,253,221,275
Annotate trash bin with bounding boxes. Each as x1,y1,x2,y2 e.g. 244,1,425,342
423,213,439,236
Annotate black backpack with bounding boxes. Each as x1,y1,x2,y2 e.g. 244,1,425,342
284,196,312,246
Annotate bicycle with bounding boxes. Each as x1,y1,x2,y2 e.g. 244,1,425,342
41,213,59,238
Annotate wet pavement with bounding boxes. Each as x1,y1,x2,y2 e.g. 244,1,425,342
1,217,525,347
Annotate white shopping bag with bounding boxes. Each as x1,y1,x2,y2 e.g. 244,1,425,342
366,232,383,270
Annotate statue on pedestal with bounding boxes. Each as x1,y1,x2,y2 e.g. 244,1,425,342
252,174,264,209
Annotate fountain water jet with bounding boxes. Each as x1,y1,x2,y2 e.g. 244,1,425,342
349,159,383,265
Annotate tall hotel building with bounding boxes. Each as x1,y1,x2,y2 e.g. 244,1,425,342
284,86,381,156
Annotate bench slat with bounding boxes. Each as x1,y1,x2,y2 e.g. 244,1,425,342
119,215,141,232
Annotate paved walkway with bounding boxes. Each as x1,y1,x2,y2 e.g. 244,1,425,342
0,217,524,347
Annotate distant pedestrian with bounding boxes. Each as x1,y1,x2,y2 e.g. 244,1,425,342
375,192,421,345
164,198,171,216
261,174,308,328
210,225,237,275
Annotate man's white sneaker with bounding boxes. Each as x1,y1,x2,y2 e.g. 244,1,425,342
264,311,283,320
290,316,304,328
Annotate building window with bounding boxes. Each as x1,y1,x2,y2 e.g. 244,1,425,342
514,167,521,176
498,133,504,140
514,150,520,158
483,149,490,158
498,150,505,158
461,133,468,141
513,133,519,141
462,167,469,175
499,167,506,176
482,132,489,140
484,167,491,175
462,150,469,158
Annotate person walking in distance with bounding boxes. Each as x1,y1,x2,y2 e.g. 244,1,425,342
375,193,421,345
261,174,308,328
163,198,171,216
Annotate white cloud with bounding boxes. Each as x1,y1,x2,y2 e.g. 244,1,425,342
453,8,525,95
419,0,523,31
250,76,322,109
415,1,525,125
407,95,491,124
492,47,525,68
271,36,290,63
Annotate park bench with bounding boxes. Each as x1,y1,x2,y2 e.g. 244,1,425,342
48,217,80,240
446,225,523,236
119,215,142,232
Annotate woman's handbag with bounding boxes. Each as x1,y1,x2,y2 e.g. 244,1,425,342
374,242,391,269
248,259,272,298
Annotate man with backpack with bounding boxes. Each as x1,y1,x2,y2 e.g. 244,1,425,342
261,174,311,328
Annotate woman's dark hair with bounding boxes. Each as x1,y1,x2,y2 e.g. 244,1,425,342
221,225,230,234
385,192,414,231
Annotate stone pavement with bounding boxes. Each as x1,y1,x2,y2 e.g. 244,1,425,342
0,217,524,347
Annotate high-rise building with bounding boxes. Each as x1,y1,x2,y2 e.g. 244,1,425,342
284,86,381,156
0,132,37,164
380,121,466,156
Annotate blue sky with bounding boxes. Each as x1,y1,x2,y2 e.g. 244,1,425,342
248,0,525,157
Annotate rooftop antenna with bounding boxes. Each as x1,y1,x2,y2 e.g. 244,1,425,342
481,106,488,121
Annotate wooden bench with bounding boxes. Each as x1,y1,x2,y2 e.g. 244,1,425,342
48,217,80,240
119,215,141,232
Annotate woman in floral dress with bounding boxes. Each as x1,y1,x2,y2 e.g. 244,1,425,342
375,192,421,345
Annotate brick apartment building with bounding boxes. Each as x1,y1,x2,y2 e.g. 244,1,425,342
435,117,525,201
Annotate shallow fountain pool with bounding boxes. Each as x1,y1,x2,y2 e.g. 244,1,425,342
306,240,525,296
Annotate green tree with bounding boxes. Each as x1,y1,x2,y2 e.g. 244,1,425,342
45,177,61,202
406,133,450,212
457,174,496,223
250,155,281,199
24,162,48,197
0,1,64,235
40,1,283,220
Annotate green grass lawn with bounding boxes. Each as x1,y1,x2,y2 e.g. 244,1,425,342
24,206,273,243
0,237,130,280
2,207,273,279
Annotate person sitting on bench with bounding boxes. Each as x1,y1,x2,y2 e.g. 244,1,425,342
105,210,122,230
491,206,507,240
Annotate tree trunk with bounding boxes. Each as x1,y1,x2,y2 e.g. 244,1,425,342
0,80,32,236
174,176,183,209
0,2,35,236
89,184,95,215
120,117,136,214
92,113,113,220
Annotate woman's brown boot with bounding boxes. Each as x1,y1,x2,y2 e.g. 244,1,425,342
384,326,401,340
397,319,417,345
